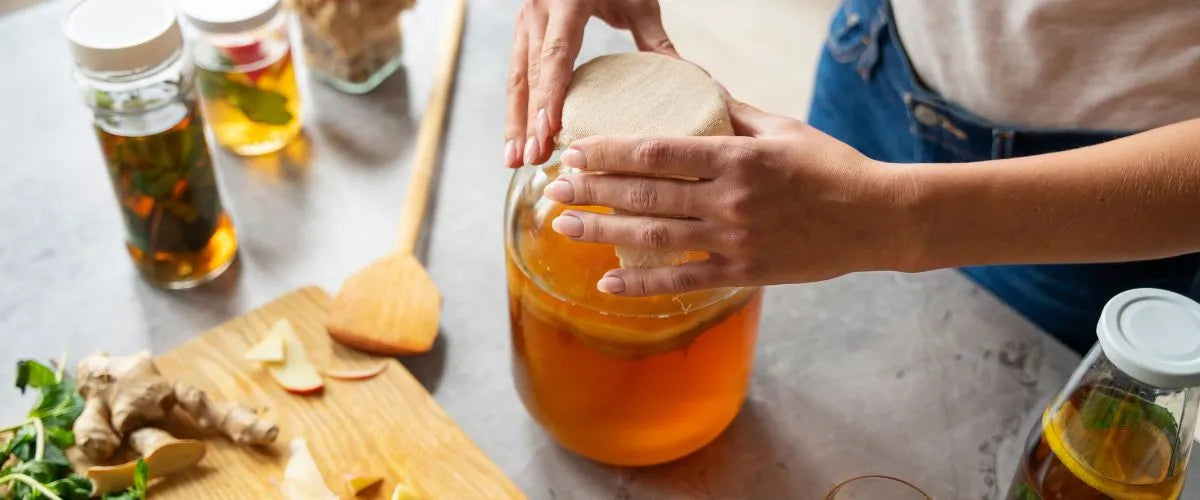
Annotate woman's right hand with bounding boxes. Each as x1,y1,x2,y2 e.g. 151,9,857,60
506,0,678,168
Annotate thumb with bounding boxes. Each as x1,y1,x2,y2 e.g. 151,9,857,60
715,84,793,137
726,97,788,138
629,3,679,57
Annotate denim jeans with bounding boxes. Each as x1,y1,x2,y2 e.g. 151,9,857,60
806,0,1200,354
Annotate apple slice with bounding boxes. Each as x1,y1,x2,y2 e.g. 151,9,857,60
343,473,383,496
391,483,421,500
322,363,389,381
267,319,324,395
281,439,338,500
245,323,286,362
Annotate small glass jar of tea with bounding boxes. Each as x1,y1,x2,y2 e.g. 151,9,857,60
65,0,238,289
1006,288,1200,499
180,0,302,156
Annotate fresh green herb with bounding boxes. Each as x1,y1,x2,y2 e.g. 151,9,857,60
16,360,58,393
92,91,115,110
99,459,148,500
2,360,153,500
196,68,293,125
1078,389,1178,437
2,360,90,500
1008,481,1040,500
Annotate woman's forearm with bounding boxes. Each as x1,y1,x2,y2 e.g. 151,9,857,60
900,118,1200,271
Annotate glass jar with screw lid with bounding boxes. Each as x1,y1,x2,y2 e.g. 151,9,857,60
65,0,238,288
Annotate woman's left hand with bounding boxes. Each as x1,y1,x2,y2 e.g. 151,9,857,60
542,98,920,296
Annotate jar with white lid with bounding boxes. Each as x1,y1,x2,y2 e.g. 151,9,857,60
1006,288,1200,498
180,0,302,156
65,0,237,288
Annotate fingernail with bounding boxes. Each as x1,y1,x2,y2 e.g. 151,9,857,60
536,108,550,144
561,148,586,169
543,180,574,202
523,137,539,165
504,140,517,166
597,276,626,294
551,214,583,237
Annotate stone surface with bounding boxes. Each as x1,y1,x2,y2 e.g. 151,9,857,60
0,0,1195,498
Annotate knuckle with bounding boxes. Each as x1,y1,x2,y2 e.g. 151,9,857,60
724,228,753,248
527,59,541,81
627,179,659,212
576,176,599,204
637,222,671,249
540,38,572,60
506,70,528,92
665,269,699,293
633,138,671,167
723,142,761,167
582,214,604,241
646,37,675,53
737,259,766,280
724,188,755,220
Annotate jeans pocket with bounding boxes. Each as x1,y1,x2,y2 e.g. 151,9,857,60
826,0,871,63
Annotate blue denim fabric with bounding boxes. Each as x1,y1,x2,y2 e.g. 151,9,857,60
806,0,1200,354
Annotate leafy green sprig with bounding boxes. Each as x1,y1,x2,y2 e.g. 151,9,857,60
0,360,147,500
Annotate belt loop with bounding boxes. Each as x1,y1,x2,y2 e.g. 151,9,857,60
855,5,889,80
992,130,1015,159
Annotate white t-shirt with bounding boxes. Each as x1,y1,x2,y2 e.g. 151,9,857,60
891,0,1200,131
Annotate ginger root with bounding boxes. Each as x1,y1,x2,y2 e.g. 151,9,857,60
73,351,278,461
173,382,279,446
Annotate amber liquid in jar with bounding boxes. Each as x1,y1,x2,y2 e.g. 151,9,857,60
195,46,301,156
97,97,237,287
508,199,762,466
1008,384,1184,499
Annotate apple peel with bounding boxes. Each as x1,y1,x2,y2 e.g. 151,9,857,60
322,362,389,381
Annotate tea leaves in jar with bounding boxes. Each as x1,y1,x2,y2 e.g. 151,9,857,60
194,44,301,155
96,97,237,286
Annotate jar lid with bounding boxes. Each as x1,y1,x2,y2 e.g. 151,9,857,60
64,0,183,73
558,52,733,270
1098,288,1200,389
179,0,281,34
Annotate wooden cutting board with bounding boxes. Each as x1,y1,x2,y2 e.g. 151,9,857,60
145,286,524,499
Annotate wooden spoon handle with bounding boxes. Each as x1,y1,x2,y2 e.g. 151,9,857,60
396,0,468,254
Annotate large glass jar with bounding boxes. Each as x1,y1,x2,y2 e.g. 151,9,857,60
65,0,238,288
506,159,763,466
181,0,303,156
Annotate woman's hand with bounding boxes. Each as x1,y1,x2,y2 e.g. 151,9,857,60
506,0,678,168
543,99,919,296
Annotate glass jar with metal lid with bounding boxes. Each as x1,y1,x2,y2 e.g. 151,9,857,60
1006,288,1200,499
65,0,238,289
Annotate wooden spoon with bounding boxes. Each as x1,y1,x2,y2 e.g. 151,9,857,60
325,0,467,355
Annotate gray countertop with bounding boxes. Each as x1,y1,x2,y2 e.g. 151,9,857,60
1,0,1194,498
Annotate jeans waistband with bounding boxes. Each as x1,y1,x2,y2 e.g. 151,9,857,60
829,0,1133,161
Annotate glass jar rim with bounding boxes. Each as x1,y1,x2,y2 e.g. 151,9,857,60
506,162,745,319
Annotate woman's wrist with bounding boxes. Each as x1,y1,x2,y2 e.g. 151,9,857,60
876,161,945,274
